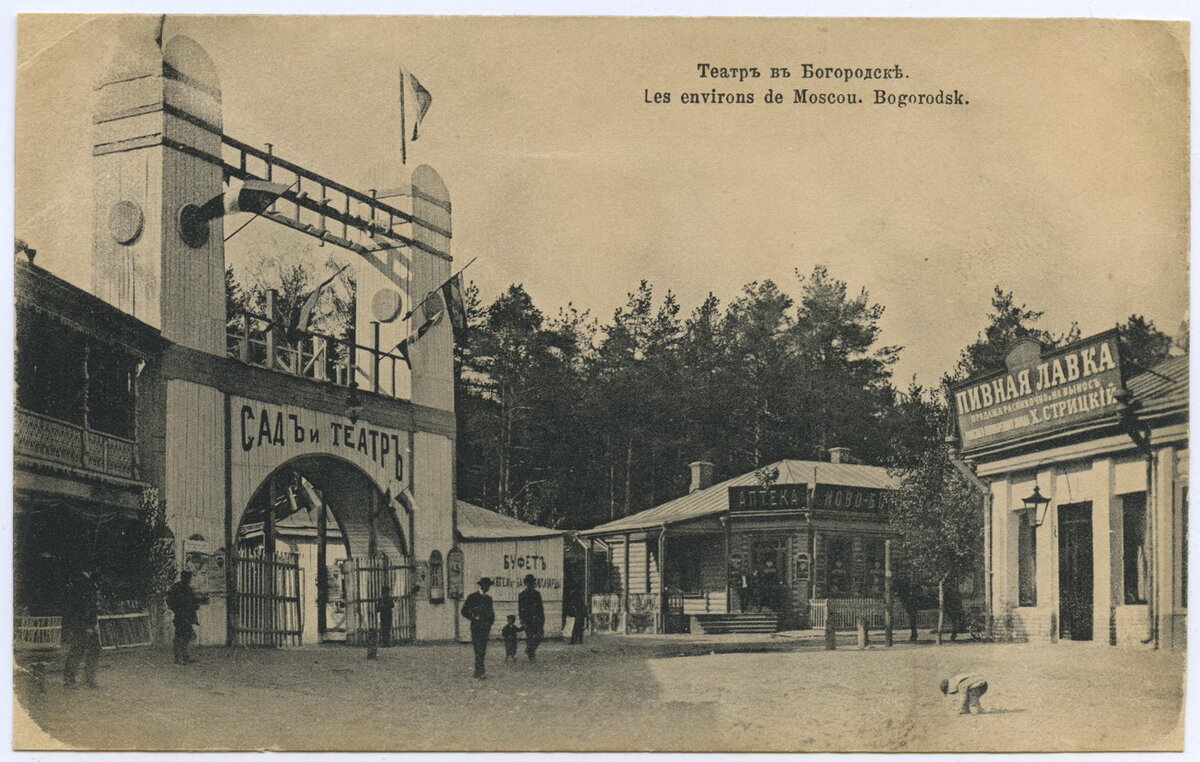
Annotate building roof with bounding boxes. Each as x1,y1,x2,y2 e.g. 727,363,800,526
1127,354,1188,417
579,459,899,537
456,500,565,541
16,260,164,356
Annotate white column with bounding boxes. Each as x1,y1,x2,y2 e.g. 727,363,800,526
1039,466,1058,641
1092,457,1115,643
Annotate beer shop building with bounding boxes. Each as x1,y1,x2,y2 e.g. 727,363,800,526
948,330,1187,649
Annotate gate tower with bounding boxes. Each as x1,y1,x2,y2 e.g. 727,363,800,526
91,19,458,644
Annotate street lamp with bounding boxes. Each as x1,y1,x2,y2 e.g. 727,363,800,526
1021,485,1052,528
345,383,364,425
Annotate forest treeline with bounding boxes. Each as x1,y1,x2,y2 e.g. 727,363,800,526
227,255,1181,532
452,265,1180,529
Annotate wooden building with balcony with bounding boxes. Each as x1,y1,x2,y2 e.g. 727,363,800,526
14,258,165,646
579,451,902,635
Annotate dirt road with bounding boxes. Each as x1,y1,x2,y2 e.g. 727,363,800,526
15,637,1184,751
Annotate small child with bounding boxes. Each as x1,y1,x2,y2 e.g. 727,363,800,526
940,673,988,715
501,615,523,661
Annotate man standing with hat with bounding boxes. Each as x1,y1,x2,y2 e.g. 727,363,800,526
518,573,545,661
461,577,496,679
62,568,101,688
166,571,200,664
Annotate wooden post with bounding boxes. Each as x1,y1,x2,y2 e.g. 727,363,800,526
621,532,631,635
658,527,667,634
316,501,328,639
644,531,652,600
811,530,820,601
264,289,276,370
224,395,236,647
264,474,277,557
884,538,894,647
240,312,250,362
936,576,945,646
368,489,378,558
723,516,732,614
372,321,382,395
265,474,277,646
584,537,593,634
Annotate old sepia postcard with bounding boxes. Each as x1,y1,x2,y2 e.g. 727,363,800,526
12,12,1189,753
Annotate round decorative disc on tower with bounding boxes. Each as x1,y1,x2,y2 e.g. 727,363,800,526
178,204,210,249
372,288,404,323
108,200,144,245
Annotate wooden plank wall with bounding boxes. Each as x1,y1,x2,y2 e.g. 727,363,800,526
408,165,454,414
608,539,661,596
160,132,225,355
457,537,565,642
412,430,456,640
164,379,227,645
92,148,162,328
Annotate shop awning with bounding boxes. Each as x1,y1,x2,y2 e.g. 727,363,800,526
578,459,900,537
455,500,565,541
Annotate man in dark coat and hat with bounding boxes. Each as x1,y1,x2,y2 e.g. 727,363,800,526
166,571,200,664
518,573,545,661
62,569,101,688
461,577,495,679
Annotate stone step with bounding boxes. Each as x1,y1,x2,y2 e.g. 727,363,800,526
692,613,780,635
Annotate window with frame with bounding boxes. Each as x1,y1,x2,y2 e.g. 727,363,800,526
826,537,852,596
1121,492,1148,605
16,307,86,425
428,550,444,602
1017,509,1038,606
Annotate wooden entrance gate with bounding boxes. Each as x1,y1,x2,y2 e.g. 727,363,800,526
344,554,414,645
233,549,303,646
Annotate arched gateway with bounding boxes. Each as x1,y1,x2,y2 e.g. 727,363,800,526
235,455,411,646
91,20,459,646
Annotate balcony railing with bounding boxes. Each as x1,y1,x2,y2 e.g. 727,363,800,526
15,408,136,480
225,308,408,399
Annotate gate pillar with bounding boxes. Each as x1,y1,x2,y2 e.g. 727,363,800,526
93,23,230,643
93,20,226,356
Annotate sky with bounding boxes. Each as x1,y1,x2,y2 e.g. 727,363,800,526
15,15,1190,387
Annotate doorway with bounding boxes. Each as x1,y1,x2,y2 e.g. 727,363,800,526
1058,502,1094,641
235,456,411,646
750,537,790,618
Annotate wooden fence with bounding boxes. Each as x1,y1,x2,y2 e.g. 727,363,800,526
234,550,303,647
589,593,661,633
809,598,941,631
345,554,414,646
97,612,152,649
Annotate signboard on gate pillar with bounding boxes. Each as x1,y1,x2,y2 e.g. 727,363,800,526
951,330,1126,452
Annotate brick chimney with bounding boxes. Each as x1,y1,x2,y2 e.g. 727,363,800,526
828,447,851,464
688,461,717,493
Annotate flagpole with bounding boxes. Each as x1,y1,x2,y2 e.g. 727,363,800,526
399,66,408,166
402,257,478,321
